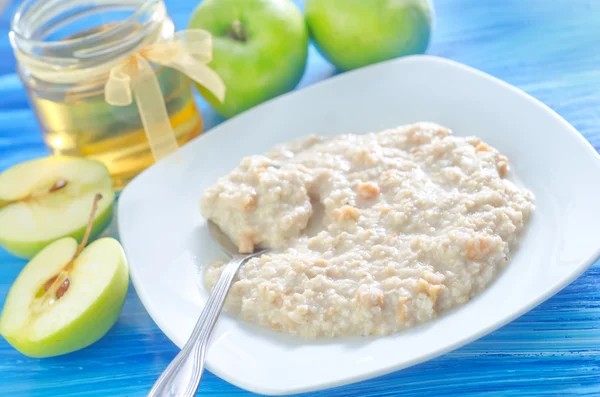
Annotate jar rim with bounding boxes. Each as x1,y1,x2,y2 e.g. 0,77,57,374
10,0,165,54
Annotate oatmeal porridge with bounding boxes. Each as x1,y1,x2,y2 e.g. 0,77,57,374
200,122,535,338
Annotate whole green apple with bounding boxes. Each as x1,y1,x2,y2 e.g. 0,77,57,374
189,0,309,118
305,0,434,71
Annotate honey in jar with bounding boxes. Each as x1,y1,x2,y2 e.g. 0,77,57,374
10,0,205,189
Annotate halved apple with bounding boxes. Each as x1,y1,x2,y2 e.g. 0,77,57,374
0,195,129,357
0,156,114,258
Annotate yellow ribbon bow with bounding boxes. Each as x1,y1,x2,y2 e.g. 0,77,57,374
105,29,226,161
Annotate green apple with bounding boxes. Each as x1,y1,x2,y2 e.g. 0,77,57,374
189,0,309,118
0,156,114,259
305,0,434,71
0,195,129,358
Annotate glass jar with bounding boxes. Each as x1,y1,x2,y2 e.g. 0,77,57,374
10,0,203,190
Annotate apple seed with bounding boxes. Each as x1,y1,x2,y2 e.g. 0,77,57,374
55,278,70,299
49,179,68,193
43,275,70,299
43,275,58,292
0,178,69,210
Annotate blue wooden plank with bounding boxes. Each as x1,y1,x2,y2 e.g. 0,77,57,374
1,0,600,396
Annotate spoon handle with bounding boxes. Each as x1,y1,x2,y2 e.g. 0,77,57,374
147,255,247,397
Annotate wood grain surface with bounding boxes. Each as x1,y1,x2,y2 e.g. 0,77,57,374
0,0,599,395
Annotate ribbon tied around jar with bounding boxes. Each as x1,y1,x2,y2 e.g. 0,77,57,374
104,29,226,161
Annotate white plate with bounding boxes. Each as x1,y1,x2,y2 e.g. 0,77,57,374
118,55,600,395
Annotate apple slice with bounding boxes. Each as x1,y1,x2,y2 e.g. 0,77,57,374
0,195,129,357
0,156,114,258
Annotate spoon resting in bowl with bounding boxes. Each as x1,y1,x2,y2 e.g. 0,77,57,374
148,221,267,397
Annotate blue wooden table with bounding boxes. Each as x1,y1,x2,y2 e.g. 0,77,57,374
1,0,600,396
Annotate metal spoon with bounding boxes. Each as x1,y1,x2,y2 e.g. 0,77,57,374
148,221,266,397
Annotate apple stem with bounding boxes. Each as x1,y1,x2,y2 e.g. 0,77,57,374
32,194,104,311
228,20,248,42
74,193,103,259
